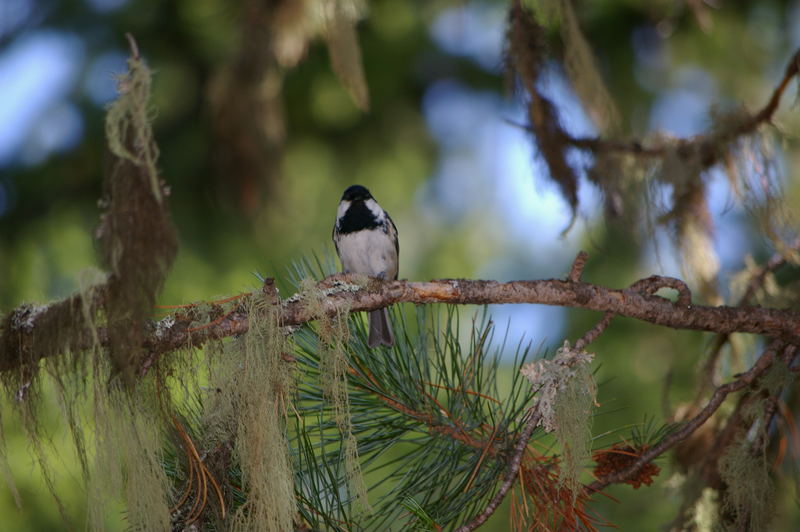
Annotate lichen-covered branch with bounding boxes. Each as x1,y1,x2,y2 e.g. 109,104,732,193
586,340,789,493
2,271,799,375
559,48,800,166
154,274,798,355
231,276,793,341
508,0,800,223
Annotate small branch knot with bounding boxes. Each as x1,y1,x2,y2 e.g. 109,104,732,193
261,277,278,299
629,275,692,307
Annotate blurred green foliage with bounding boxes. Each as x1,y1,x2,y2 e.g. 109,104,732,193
1,0,799,530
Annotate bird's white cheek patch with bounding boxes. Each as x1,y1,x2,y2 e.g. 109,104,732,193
364,199,387,223
336,200,351,224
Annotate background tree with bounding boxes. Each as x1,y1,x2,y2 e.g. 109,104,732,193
0,0,799,530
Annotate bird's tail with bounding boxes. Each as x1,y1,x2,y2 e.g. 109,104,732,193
368,308,394,348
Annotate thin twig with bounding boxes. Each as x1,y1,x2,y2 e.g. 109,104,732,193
568,251,590,282
741,244,796,304
575,311,614,351
587,340,783,492
455,410,542,532
463,423,499,494
691,346,798,489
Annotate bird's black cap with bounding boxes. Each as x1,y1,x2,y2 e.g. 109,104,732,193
341,185,372,201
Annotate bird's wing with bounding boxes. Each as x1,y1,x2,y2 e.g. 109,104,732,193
387,213,399,280
331,219,340,256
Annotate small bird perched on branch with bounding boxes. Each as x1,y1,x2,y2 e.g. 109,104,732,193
333,185,398,347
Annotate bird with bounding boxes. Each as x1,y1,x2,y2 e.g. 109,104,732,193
332,185,398,347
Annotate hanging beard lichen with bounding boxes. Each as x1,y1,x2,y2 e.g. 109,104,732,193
655,147,721,304
81,42,177,529
301,278,371,514
322,0,370,111
520,340,596,500
98,42,178,382
0,411,20,509
717,435,773,531
81,265,172,531
88,375,172,531
735,131,800,266
0,267,109,525
717,362,790,530
665,473,720,532
508,4,580,219
552,0,620,134
216,293,296,532
49,269,109,486
554,362,596,496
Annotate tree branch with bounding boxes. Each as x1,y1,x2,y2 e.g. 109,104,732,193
2,273,799,374
151,275,798,356
562,49,800,161
586,340,787,493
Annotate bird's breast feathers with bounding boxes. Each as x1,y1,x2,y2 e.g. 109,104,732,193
336,228,398,279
